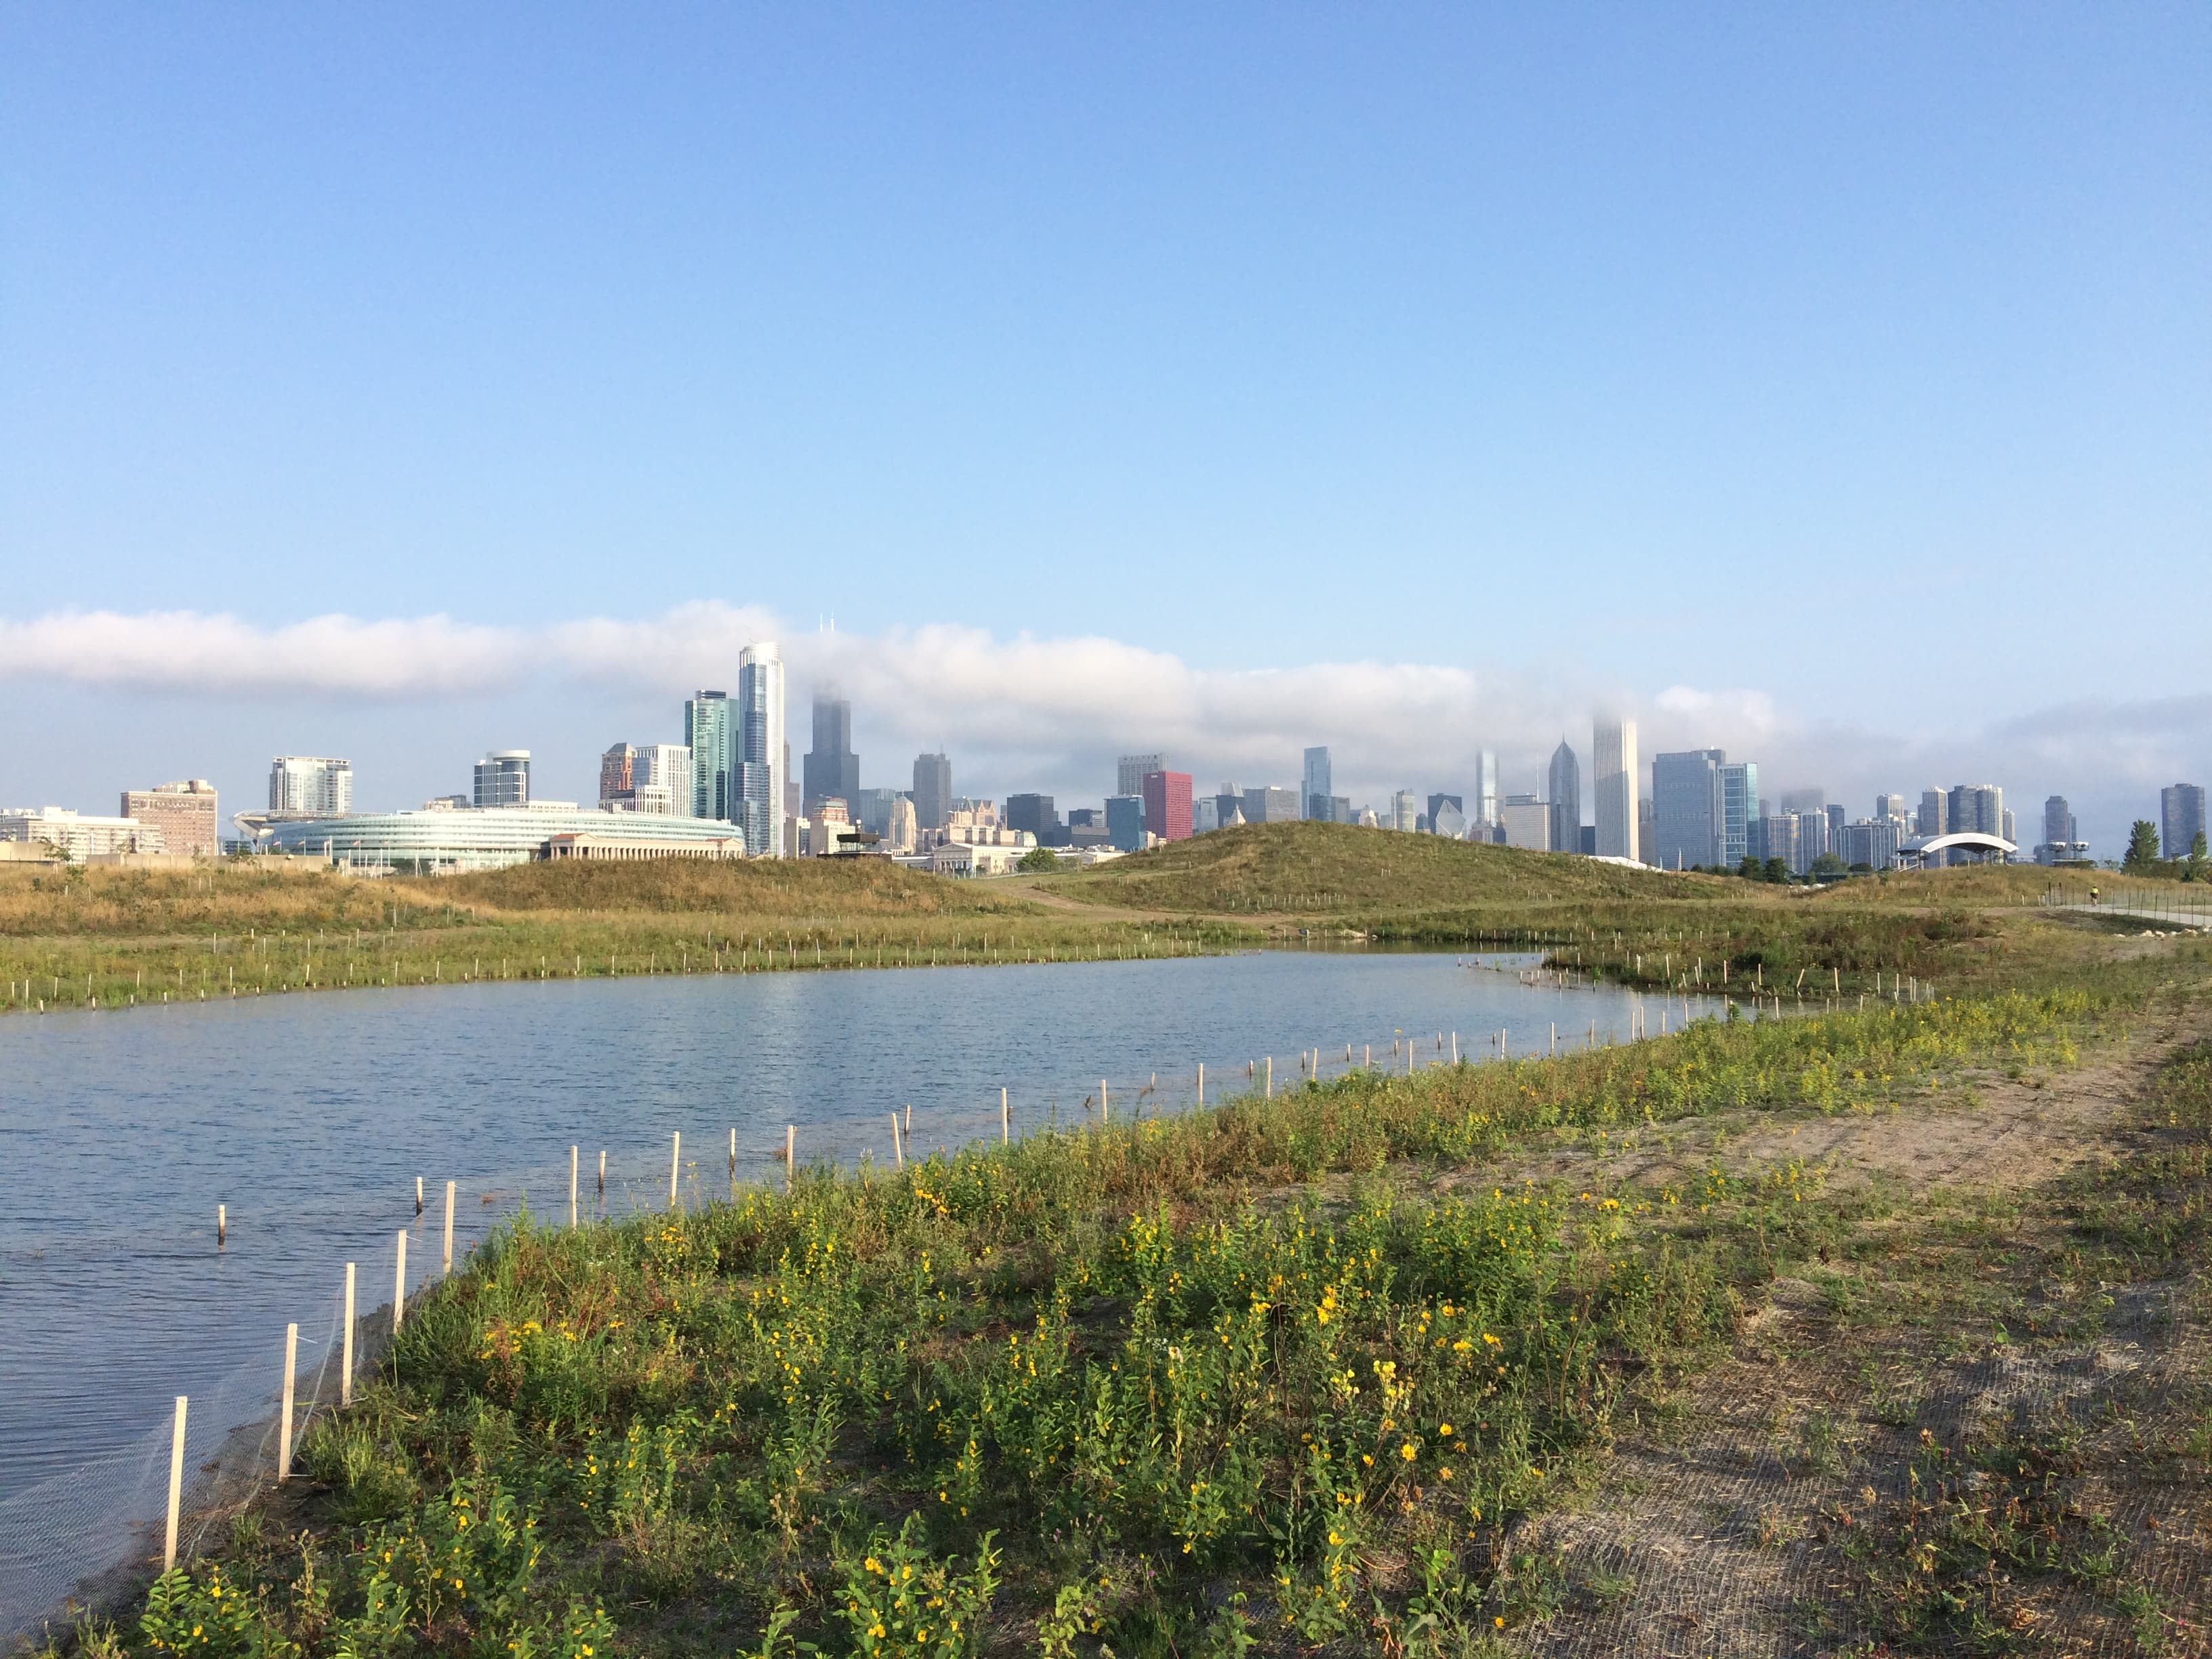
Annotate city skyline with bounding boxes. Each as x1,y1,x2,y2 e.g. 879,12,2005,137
3,9,2207,864
3,628,2196,868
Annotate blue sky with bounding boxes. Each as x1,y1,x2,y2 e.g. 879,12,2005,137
3,6,2207,848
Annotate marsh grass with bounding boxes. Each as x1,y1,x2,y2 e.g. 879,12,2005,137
0,860,1238,1012
55,986,2133,1658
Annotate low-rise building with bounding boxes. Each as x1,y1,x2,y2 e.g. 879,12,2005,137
1,806,165,858
541,832,748,861
255,805,760,874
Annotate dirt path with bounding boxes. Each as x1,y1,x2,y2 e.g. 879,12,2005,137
1497,1004,2212,1658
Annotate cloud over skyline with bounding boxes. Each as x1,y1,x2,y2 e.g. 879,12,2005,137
1,603,2201,854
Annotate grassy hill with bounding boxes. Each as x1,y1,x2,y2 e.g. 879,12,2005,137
1036,821,1709,917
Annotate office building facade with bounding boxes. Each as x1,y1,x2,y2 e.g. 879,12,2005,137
1946,783,2004,839
912,752,952,832
1593,718,1638,861
1117,754,1163,800
1105,795,1146,852
121,780,220,857
1242,785,1300,825
2163,784,2207,859
268,756,352,817
1004,793,1059,841
473,752,531,809
1548,741,1580,857
1498,795,1549,852
1303,747,1333,821
1650,750,1722,869
598,744,638,808
737,643,785,856
802,691,861,813
1390,790,1419,833
1143,771,1193,842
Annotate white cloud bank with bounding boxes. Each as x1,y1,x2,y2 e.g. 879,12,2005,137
1,604,2200,830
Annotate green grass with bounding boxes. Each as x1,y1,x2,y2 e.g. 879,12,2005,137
52,977,2148,1659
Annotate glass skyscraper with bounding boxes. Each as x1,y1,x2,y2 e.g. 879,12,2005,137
1303,747,1332,821
737,642,785,857
684,691,735,821
1719,761,1759,867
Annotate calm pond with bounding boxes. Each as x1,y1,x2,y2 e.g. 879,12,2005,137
0,948,1690,1633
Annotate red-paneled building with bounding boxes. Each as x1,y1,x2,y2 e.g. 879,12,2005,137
1142,770,1193,842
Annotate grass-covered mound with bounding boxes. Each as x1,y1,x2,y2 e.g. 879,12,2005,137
1038,822,1702,917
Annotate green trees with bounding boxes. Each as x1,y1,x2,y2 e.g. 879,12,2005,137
1016,844,1062,874
2190,832,2209,882
2123,821,2163,872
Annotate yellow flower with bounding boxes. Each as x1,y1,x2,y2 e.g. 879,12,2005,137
1400,1443,1418,1461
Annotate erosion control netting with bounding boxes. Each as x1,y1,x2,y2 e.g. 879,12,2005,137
1517,1277,2209,1656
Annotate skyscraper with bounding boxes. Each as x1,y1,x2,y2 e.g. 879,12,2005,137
2163,783,2207,859
268,756,352,816
1876,793,1907,823
912,752,952,832
1390,790,1419,832
737,643,785,857
1946,783,2004,839
802,689,861,813
1719,762,1759,867
1650,750,1723,869
1471,750,1499,833
473,752,530,808
1303,747,1333,821
1593,718,1638,861
684,692,735,821
1242,786,1300,824
1105,795,1145,852
1004,794,1059,840
1143,771,1193,841
2043,795,2075,848
1548,740,1580,857
1917,790,1944,838
1117,754,1163,799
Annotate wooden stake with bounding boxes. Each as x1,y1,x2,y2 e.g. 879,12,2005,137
216,1202,226,1246
278,1323,298,1481
1264,1058,1271,1098
1001,1086,1010,1143
1196,1063,1204,1106
785,1124,795,1190
1102,1079,1110,1122
598,1148,606,1196
891,1112,905,1170
415,1176,424,1216
342,1263,356,1407
393,1231,407,1334
669,1131,681,1210
731,1127,738,1179
442,1181,455,1275
569,1146,578,1229
163,1396,187,1573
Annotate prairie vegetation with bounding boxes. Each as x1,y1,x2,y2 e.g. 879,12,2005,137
44,925,2212,1657
0,860,1230,1013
